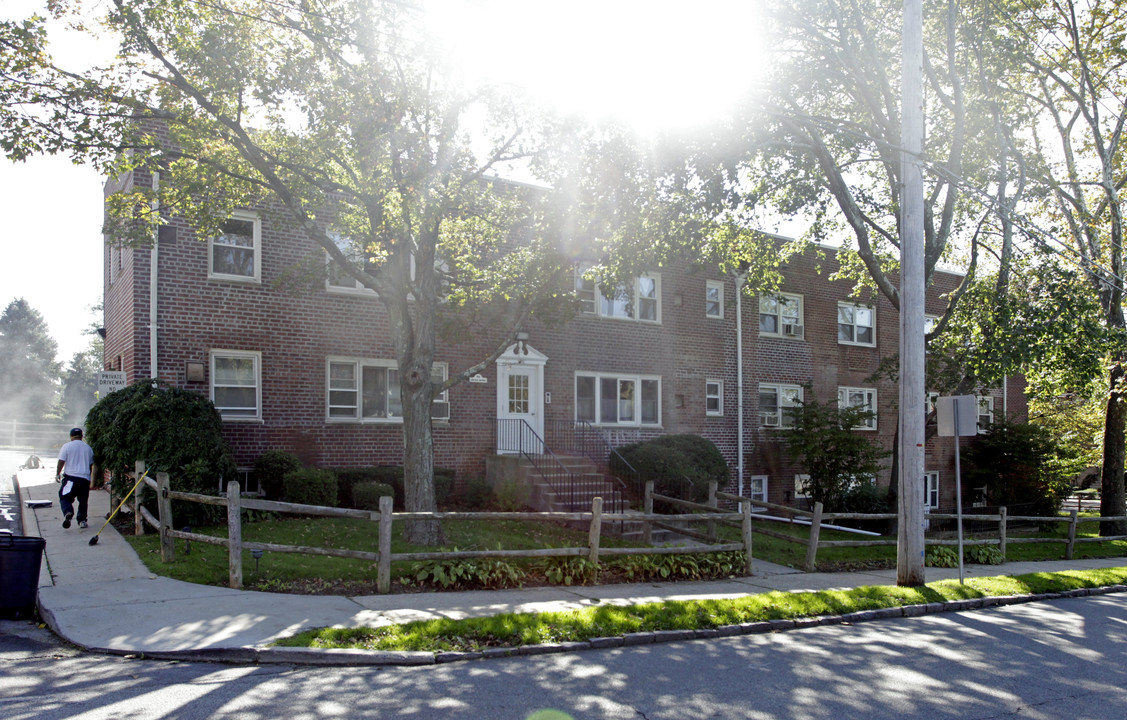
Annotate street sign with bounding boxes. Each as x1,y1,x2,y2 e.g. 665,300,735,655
935,394,977,584
936,395,977,437
97,371,127,397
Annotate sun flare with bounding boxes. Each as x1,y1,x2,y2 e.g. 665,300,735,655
425,0,766,135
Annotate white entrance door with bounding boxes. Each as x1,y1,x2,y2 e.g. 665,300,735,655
496,345,547,454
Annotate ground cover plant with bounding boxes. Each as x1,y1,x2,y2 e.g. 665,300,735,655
274,566,1127,652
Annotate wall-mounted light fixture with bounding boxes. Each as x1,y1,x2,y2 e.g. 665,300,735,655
514,330,530,355
186,362,205,382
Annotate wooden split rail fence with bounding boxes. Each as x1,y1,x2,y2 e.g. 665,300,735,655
643,481,1127,572
128,462,755,593
125,461,1127,587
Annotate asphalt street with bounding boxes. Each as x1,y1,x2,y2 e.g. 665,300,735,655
2,593,1126,720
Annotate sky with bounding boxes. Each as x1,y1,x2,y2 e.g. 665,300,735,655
0,1,765,362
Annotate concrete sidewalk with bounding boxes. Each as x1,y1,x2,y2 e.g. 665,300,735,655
15,464,1127,665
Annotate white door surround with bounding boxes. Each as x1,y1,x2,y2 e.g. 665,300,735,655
496,344,548,454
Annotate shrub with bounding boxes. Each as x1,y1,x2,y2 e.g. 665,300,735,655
612,434,728,503
434,468,456,505
781,397,889,512
335,466,454,510
964,544,1004,565
84,379,237,526
333,468,387,508
964,420,1072,517
283,468,338,508
254,451,302,501
351,481,395,511
541,558,599,586
494,476,531,511
926,546,959,568
836,482,891,532
463,477,493,509
410,558,526,590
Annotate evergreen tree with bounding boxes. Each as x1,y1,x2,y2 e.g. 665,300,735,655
0,298,61,422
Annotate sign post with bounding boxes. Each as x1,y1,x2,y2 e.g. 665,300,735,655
937,395,977,583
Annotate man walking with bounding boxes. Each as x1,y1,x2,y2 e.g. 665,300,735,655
57,428,94,529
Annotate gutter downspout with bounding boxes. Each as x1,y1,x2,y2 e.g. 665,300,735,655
736,272,747,504
150,171,160,380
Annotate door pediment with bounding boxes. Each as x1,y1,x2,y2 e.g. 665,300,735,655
496,343,548,366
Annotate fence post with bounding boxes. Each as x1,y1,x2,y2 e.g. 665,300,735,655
707,481,718,542
1066,508,1078,561
805,501,824,573
742,499,754,576
589,496,603,564
643,481,653,545
134,460,146,536
377,495,392,594
157,472,174,562
227,480,243,589
999,506,1007,559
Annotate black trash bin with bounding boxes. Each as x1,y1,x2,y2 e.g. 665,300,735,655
0,535,46,618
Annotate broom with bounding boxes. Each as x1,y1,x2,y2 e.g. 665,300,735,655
89,469,150,546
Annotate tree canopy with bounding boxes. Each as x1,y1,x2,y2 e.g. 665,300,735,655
2,0,607,544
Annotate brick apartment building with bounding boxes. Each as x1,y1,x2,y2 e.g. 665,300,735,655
102,165,1025,514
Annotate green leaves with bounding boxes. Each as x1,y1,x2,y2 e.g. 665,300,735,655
781,396,890,512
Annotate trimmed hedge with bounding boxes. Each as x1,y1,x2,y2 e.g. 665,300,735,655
283,468,338,508
84,379,237,526
254,450,303,501
351,481,395,511
611,434,728,503
334,466,455,509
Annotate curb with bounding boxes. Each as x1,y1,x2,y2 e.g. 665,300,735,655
28,581,1127,667
260,583,1127,667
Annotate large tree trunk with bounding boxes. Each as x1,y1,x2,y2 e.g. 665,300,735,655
1100,361,1127,536
401,363,445,545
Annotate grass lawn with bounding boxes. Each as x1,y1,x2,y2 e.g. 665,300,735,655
125,516,634,591
274,565,1127,652
124,511,1127,592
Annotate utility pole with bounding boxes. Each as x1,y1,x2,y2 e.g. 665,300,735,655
897,0,926,586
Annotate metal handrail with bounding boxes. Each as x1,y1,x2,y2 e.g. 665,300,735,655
544,420,639,497
496,418,623,513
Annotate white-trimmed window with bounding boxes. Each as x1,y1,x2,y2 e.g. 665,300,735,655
759,383,803,429
575,373,661,426
209,210,261,282
926,391,940,416
977,395,994,433
705,380,723,416
924,314,940,335
760,292,803,338
925,471,940,509
838,386,878,430
327,359,448,422
575,269,661,323
211,350,261,420
795,473,811,500
705,280,724,319
326,231,377,295
748,475,768,505
838,302,875,346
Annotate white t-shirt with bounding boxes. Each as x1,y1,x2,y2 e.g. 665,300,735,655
59,439,94,481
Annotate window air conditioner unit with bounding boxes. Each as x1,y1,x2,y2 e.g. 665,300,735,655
761,413,780,427
782,323,804,339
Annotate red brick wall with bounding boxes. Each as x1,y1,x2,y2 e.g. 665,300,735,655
103,172,1024,509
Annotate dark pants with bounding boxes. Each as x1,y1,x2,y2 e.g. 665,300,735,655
59,475,91,524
